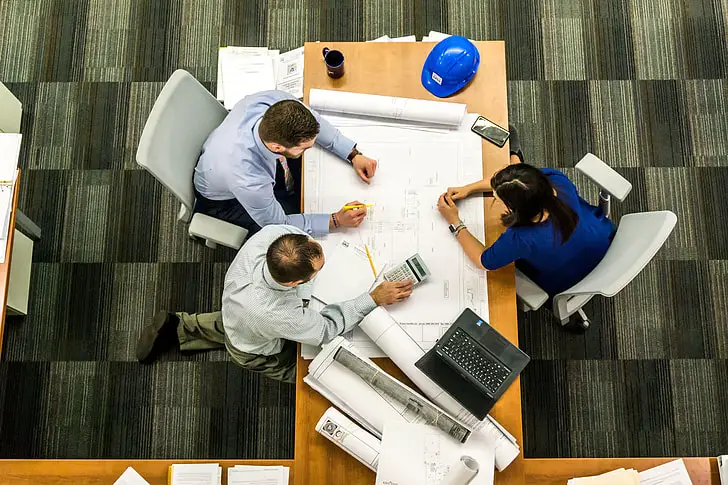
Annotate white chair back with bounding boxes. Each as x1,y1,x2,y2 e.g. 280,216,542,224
135,69,227,212
553,211,677,319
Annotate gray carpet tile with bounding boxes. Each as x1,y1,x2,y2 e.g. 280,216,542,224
1,0,727,460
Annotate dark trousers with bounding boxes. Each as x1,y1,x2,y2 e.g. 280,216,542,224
194,157,302,237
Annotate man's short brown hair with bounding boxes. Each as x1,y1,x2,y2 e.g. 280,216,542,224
266,233,324,283
259,100,320,148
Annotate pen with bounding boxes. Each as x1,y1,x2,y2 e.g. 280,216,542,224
364,245,377,278
343,203,374,210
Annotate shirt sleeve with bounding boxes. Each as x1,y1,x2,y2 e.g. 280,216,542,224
231,183,331,236
480,229,534,270
274,292,377,347
309,109,357,161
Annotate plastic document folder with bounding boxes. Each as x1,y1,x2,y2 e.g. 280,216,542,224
312,240,377,305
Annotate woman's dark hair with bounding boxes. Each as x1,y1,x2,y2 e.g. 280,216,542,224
490,163,578,244
266,234,324,283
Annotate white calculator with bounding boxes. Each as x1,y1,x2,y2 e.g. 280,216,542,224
383,253,431,286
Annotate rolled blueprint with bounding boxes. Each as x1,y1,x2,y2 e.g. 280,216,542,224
315,407,382,471
440,456,479,485
307,337,472,444
309,89,467,127
358,307,521,470
333,346,471,443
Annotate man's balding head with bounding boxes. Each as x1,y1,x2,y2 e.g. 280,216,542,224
266,233,324,285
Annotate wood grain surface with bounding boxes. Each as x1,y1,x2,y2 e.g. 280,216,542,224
0,169,20,357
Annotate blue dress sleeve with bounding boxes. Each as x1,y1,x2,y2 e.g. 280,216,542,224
480,229,534,270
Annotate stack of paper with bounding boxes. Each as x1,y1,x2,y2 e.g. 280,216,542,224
368,35,417,42
229,465,289,484
568,468,640,485
0,134,21,264
568,459,693,485
114,467,150,485
168,463,222,485
217,46,304,109
719,455,727,485
421,31,474,42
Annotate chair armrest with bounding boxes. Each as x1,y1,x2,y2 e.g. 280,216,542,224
188,213,247,250
575,153,632,202
515,268,549,311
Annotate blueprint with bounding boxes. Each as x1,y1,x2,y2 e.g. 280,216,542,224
315,407,382,472
303,93,488,358
375,422,495,485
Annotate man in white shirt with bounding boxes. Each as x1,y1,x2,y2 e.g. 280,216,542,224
136,225,413,383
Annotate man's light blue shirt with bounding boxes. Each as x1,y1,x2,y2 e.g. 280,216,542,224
194,90,356,236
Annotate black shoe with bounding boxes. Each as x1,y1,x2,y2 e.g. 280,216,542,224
508,124,525,163
136,311,180,364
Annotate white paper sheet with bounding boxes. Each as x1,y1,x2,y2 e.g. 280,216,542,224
356,307,520,471
169,463,221,485
275,47,304,99
217,47,270,101
567,468,639,485
229,465,289,485
718,455,728,485
0,134,21,182
304,107,487,357
389,35,417,42
308,89,467,127
316,406,382,471
639,459,693,485
312,240,376,305
114,467,151,485
368,35,391,42
375,423,494,485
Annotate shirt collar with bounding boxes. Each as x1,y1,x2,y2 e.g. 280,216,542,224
262,262,292,291
253,119,282,164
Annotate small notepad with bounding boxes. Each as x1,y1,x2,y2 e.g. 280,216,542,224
312,240,378,305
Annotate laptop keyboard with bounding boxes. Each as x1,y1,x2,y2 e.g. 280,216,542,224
438,328,511,395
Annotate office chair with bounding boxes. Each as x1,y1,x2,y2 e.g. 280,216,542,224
136,69,247,249
515,154,677,330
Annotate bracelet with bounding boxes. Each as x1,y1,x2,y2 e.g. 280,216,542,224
454,225,467,236
331,213,339,229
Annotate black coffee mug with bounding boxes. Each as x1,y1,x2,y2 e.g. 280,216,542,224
322,47,345,78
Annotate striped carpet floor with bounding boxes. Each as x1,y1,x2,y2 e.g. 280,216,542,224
0,0,726,459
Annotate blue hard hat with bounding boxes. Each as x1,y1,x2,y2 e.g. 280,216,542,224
421,36,480,98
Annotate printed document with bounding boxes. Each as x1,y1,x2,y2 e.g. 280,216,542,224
639,459,693,485
304,90,487,358
168,463,221,485
275,47,304,99
376,422,495,485
228,465,289,485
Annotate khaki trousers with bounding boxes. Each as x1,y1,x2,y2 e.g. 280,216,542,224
176,312,297,384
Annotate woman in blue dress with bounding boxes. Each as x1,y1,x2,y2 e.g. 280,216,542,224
437,127,615,329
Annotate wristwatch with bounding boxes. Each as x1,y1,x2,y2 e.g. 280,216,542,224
448,220,466,234
347,146,362,162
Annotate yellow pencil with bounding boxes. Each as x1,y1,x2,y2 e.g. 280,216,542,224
364,245,377,277
343,203,374,210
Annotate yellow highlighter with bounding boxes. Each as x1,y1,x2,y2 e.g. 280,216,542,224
343,203,374,210
364,245,377,278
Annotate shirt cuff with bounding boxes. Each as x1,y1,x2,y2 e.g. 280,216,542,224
353,292,378,316
311,213,331,236
333,135,357,162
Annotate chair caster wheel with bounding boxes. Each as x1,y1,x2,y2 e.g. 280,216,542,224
565,315,590,334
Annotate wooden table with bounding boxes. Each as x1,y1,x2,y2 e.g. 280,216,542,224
0,170,20,357
294,40,521,485
0,43,719,484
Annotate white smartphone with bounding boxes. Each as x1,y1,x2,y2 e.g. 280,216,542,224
471,116,510,147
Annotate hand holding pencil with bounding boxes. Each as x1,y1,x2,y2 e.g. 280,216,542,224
331,200,368,229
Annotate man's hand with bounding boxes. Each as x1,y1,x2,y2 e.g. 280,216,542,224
352,154,378,184
332,200,368,229
437,193,461,225
446,185,471,201
370,280,414,306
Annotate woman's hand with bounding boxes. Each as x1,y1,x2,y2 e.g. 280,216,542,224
446,185,471,201
437,193,461,225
